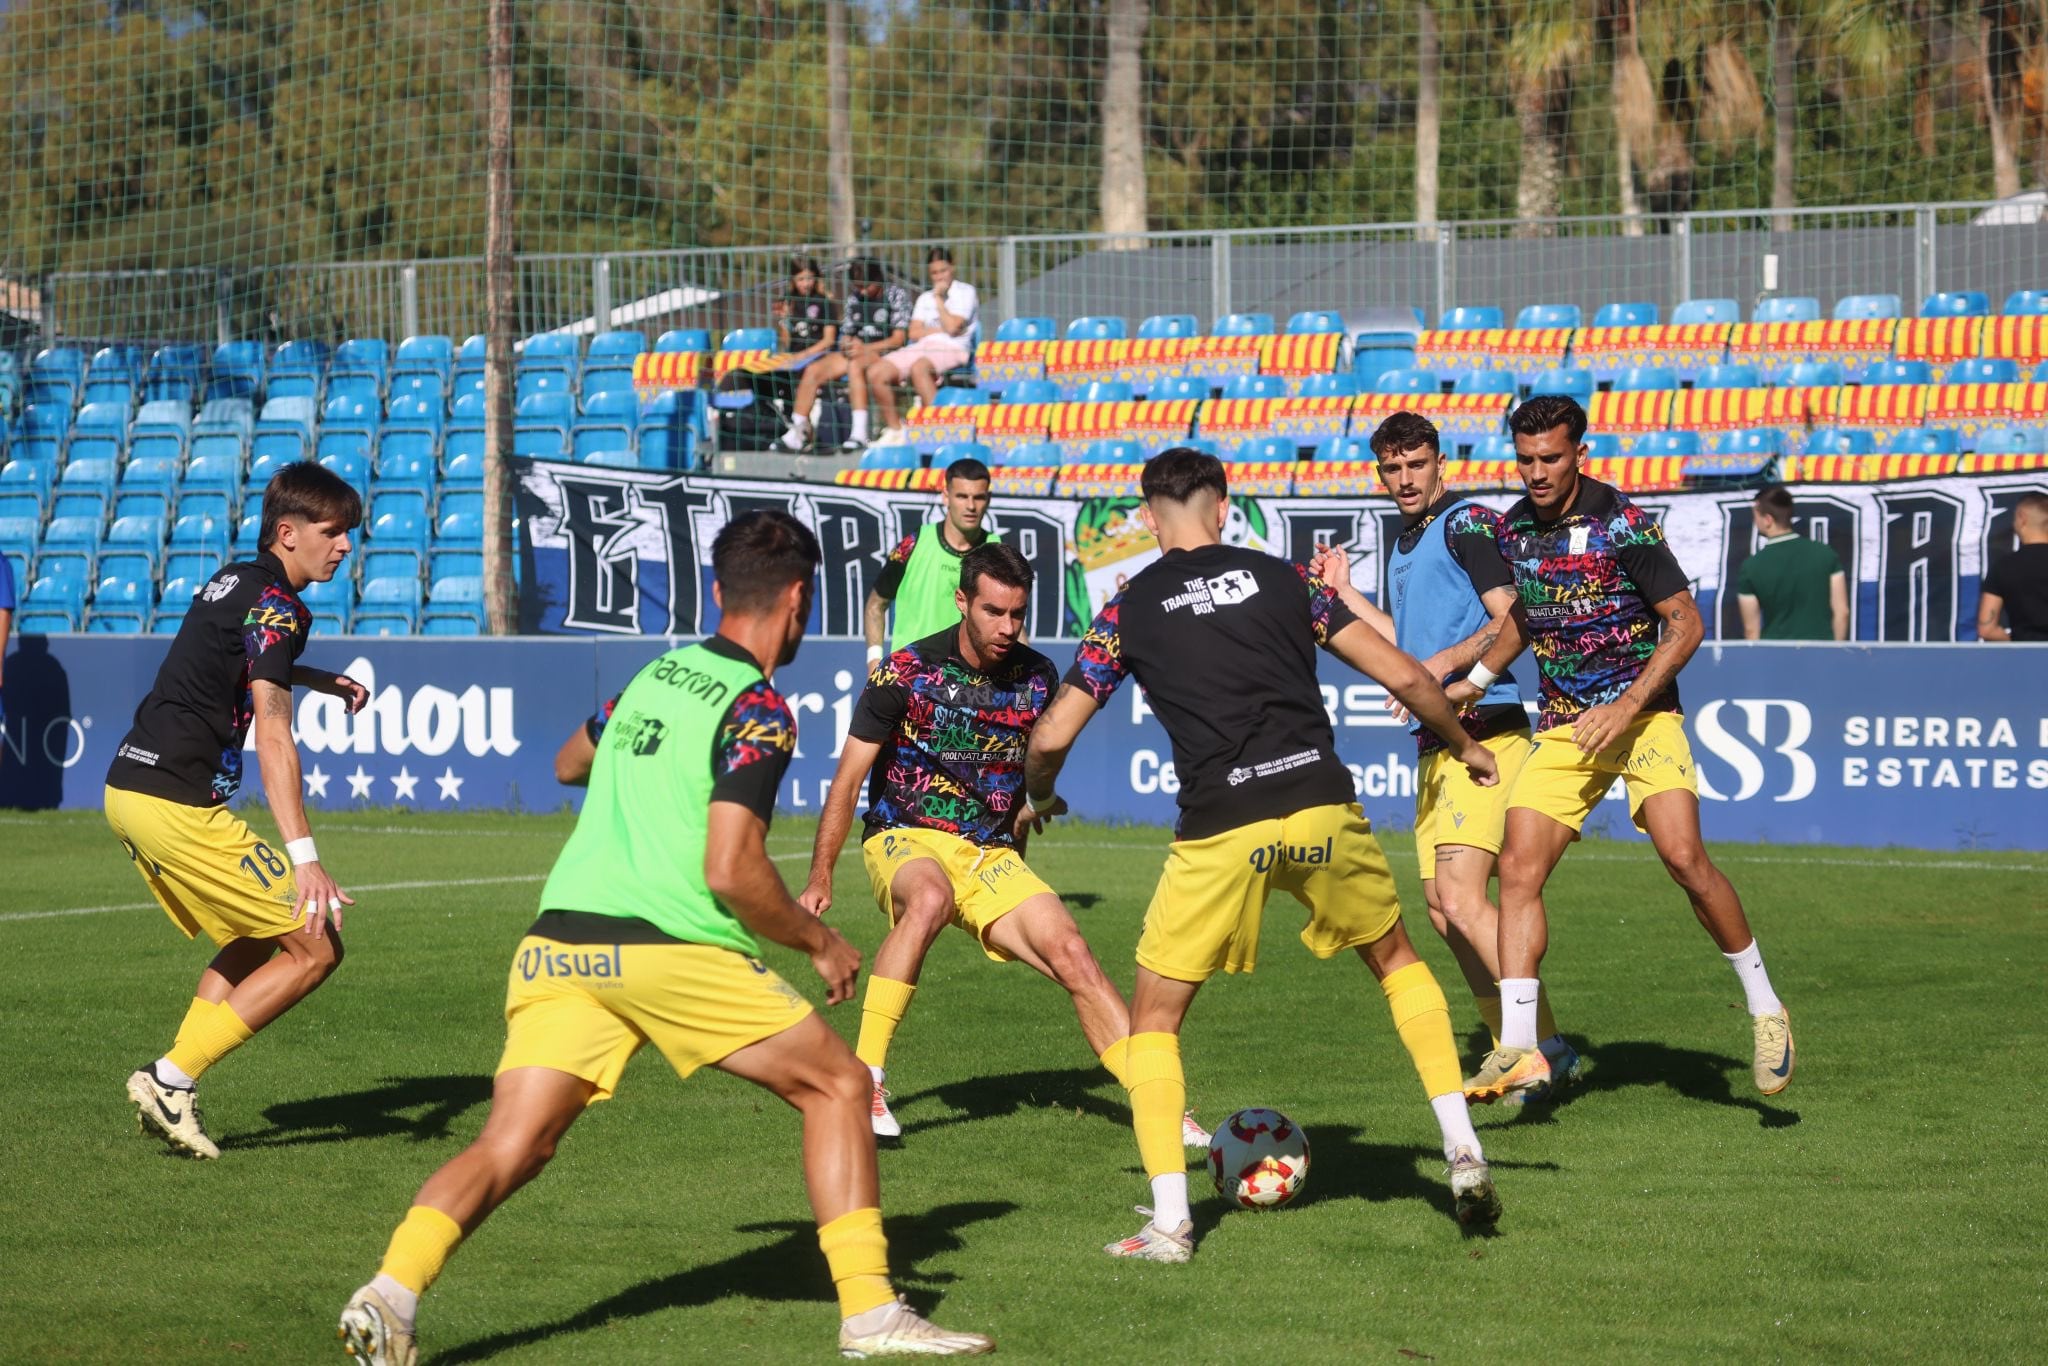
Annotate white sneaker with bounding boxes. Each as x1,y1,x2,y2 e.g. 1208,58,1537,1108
338,1283,417,1365
1448,1145,1501,1227
126,1066,218,1159
838,1294,993,1357
1103,1206,1194,1263
1181,1111,1212,1148
870,426,909,449
779,424,813,452
870,1081,902,1139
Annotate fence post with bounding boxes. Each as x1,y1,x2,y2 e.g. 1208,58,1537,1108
1915,207,1936,307
1211,233,1232,326
1435,223,1455,324
591,258,612,334
215,270,233,346
998,237,1018,325
1674,215,1693,307
401,265,421,341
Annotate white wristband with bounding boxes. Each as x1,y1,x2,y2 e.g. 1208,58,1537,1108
285,837,319,866
865,645,884,667
1465,663,1499,692
1027,789,1058,811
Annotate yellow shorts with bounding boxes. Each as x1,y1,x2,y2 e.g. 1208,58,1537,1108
1415,729,1533,880
1138,803,1403,983
862,827,1054,963
1508,710,1698,835
498,935,813,1103
104,785,301,947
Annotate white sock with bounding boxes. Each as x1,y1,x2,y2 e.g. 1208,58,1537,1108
842,1299,899,1333
868,1064,885,1086
788,414,810,436
850,410,871,441
152,1058,195,1089
368,1273,420,1330
808,402,822,423
1723,940,1784,1016
1430,1091,1481,1161
1499,978,1541,1050
1148,1172,1191,1230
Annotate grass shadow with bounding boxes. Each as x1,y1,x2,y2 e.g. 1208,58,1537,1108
433,1199,1017,1364
893,1066,1128,1138
1256,1125,1561,1239
219,1074,492,1150
1515,1036,1800,1130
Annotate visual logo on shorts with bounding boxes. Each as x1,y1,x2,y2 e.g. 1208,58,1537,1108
517,943,624,983
1246,836,1333,874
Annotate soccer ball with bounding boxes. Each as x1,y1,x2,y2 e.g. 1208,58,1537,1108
1208,1107,1309,1209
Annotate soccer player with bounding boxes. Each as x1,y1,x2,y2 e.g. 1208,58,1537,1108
338,511,992,1364
1021,448,1506,1263
802,542,1199,1146
1309,410,1578,1094
1450,395,1794,1104
864,456,998,667
106,462,367,1160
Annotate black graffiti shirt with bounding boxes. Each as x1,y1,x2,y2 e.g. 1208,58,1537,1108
849,627,1059,849
1066,543,1359,840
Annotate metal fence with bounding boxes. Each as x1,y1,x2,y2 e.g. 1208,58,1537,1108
33,201,2048,350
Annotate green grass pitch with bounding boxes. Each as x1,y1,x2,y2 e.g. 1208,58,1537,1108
3,808,2045,1362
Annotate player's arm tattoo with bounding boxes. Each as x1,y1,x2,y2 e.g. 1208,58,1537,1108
1624,594,1703,708
264,685,294,720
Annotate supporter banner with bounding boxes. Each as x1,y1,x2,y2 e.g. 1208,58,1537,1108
6,637,2044,851
513,461,2047,642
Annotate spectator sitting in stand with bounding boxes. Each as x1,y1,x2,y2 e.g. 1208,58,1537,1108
720,255,837,412
778,258,911,454
866,247,979,448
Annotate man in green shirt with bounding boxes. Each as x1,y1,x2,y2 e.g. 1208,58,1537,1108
865,456,999,666
338,511,993,1363
1737,484,1848,641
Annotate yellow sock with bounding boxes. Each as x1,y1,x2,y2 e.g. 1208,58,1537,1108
1474,995,1503,1050
378,1205,465,1295
1097,1036,1132,1088
164,1002,254,1083
854,977,916,1071
173,997,218,1049
1124,1031,1186,1180
817,1208,894,1319
1536,987,1560,1042
1381,962,1463,1098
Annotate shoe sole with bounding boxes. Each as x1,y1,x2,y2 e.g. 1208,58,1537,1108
1454,1179,1503,1227
126,1075,216,1159
1463,1076,1550,1106
338,1306,415,1365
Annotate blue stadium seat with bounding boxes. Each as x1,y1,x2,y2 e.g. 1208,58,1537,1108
1708,429,1784,457
1452,370,1518,395
88,345,144,381
1219,374,1288,400
420,609,484,636
1593,302,1659,327
81,379,136,411
59,457,117,499
1064,315,1126,341
1834,293,1902,320
1861,360,1933,386
388,371,447,410
1080,439,1145,466
25,375,79,411
429,549,484,582
209,340,266,394
1230,436,1296,463
120,455,181,500
580,447,638,469
93,565,154,609
1754,297,1821,323
1296,373,1362,397
129,432,186,468
73,402,130,437
1974,425,2046,455
515,370,575,404
102,513,166,566
31,347,86,383
993,317,1056,343
1150,375,1209,401
1883,427,1959,455
514,391,574,424
263,371,320,401
153,600,194,634
40,515,103,556
260,397,318,440
1352,348,1416,386
23,404,73,442
589,331,647,361
855,444,918,472
450,391,488,422
112,489,170,523
249,439,305,486
317,430,375,468
1214,313,1274,337
655,329,711,353
181,451,243,502
930,442,994,470
1672,298,1740,325
1138,314,1199,340
1804,427,1876,455
65,434,124,470
309,603,354,636
1695,363,1761,390
2003,290,2048,316
169,510,232,555
140,377,195,406
87,608,146,633
1634,431,1701,457
1921,290,1990,318
361,548,424,585
373,450,436,498
442,436,485,490
522,333,582,368
318,449,371,495
333,338,390,379
930,387,982,408
233,511,263,557
1437,306,1504,332
394,335,455,380
998,441,1064,470
352,610,416,637
385,394,444,429
572,421,634,462
1170,437,1222,458
1515,304,1582,329
1373,368,1439,395
195,398,255,441
581,387,639,419
1077,380,1133,404
1285,310,1344,335
513,427,567,459
1002,379,1065,405
1949,358,2018,385
1469,433,1516,461
1783,361,1845,388
0,516,40,557
1614,366,1679,391
719,326,778,354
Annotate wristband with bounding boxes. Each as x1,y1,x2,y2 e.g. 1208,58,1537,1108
1026,788,1058,811
1465,662,1499,692
285,837,319,867
866,645,884,667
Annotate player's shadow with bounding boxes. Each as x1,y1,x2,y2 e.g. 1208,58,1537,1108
1269,1126,1560,1238
1531,1037,1800,1129
218,1074,493,1150
432,1199,1016,1364
892,1066,1128,1138
1063,892,1104,910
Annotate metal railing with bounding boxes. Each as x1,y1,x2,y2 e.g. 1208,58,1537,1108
35,200,2048,349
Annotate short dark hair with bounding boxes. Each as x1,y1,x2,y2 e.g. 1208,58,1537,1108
927,246,954,265
960,541,1032,598
712,510,821,613
259,461,363,551
1754,483,1796,521
1141,446,1229,504
944,456,991,485
2018,491,2048,521
849,257,886,285
1369,411,1441,460
1509,394,1589,444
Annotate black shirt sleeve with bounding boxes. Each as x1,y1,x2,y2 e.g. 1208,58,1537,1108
1443,504,1517,596
1613,503,1693,605
847,650,915,744
709,681,798,823
872,533,917,601
241,583,307,689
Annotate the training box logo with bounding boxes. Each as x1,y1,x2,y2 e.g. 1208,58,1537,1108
612,713,667,757
1162,568,1261,616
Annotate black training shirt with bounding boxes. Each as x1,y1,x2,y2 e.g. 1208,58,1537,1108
1984,543,2048,641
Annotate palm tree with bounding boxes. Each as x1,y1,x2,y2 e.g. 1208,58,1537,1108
1101,0,1150,244
1762,0,1910,227
1980,0,2027,197
1417,0,1442,234
1505,0,1590,233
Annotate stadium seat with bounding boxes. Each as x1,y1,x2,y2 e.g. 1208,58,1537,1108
1286,310,1344,335
442,439,485,490
448,391,488,422
930,387,982,408
169,511,232,555
1138,314,1199,340
1804,427,1876,455
263,371,319,401
372,450,436,499
1672,298,1740,325
233,511,263,556
25,375,79,411
1614,366,1679,391
59,456,117,499
428,575,485,605
260,396,318,441
65,434,124,470
0,516,40,558
81,379,136,410
1634,431,1701,457
1064,379,1127,407
994,317,1057,343
385,395,444,430
572,422,634,462
855,444,918,472
1861,360,1933,386
1352,347,1416,386
1151,375,1209,401
589,331,647,362
120,455,181,500
1219,374,1288,400
181,452,243,502
388,371,447,410
361,548,424,585
1064,316,1126,341
370,499,432,550
720,327,777,353
1173,437,1223,458
429,549,484,582
249,439,304,487
1695,363,1761,389
581,388,640,419
87,345,143,381
1,458,52,503
317,449,371,496
2002,290,2048,316
1080,439,1145,466
1230,436,1296,463
1436,306,1504,332
1515,303,1581,329
1469,433,1516,461
1974,424,2046,455
516,369,579,403
333,338,390,379
1783,361,1845,388
1949,358,2018,385
1374,368,1439,395
513,427,567,459
1920,290,1990,318
207,341,266,401
22,404,72,442
352,610,416,637
522,333,581,366
93,566,153,610
36,514,100,557
1002,379,1065,405
1297,373,1362,397
1593,302,1659,327
1214,313,1275,337
999,441,1064,470
299,576,352,612
394,335,456,380
1452,370,1518,395
1883,427,1959,455
86,608,146,633
655,329,711,353
1753,296,1821,323
1834,293,1902,320
152,600,193,634
195,397,255,440
73,402,130,438
420,610,483,637
1708,429,1784,457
